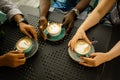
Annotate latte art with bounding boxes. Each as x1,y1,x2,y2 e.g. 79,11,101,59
47,22,62,36
16,39,32,51
75,40,90,54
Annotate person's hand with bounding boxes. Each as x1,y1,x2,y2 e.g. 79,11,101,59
62,10,76,33
38,16,48,40
68,28,91,51
19,22,38,41
79,52,110,67
1,51,26,67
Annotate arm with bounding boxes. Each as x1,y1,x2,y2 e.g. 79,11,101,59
77,0,115,31
13,14,38,41
68,0,115,51
39,0,50,17
38,0,51,40
62,0,91,33
107,41,120,61
73,0,91,14
0,51,26,67
0,0,38,40
0,0,22,20
79,41,120,67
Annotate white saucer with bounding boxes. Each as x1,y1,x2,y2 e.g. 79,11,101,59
68,48,84,62
68,45,95,62
15,37,39,58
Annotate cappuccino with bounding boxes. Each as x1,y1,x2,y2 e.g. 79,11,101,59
75,40,91,55
16,38,32,51
47,22,62,36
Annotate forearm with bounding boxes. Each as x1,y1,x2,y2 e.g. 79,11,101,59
107,41,120,61
77,0,115,32
74,0,91,13
0,0,22,20
39,0,50,17
78,10,101,31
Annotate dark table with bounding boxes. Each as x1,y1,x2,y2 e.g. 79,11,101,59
0,5,119,80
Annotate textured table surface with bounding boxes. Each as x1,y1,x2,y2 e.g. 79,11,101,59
0,5,116,80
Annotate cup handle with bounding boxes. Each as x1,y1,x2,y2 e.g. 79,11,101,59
85,54,89,58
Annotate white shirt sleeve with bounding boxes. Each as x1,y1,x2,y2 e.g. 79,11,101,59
0,0,23,20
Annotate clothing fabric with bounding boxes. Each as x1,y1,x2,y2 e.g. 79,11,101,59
0,0,22,20
51,0,99,12
110,0,120,25
51,0,79,11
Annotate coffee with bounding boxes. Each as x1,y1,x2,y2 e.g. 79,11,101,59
47,22,62,36
16,38,32,51
75,40,91,55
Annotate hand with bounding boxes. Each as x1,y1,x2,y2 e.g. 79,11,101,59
68,28,91,51
62,10,76,33
1,51,26,67
38,16,48,40
19,22,38,41
79,52,110,67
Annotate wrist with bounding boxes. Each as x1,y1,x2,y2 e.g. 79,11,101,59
69,10,77,18
71,8,80,17
17,18,28,26
40,16,46,19
77,27,84,33
105,52,115,62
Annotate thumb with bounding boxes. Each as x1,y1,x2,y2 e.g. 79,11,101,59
62,18,68,27
66,23,72,33
23,31,32,38
89,53,97,57
84,34,91,44
62,17,65,24
81,56,93,63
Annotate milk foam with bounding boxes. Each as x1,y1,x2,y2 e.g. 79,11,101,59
75,40,90,54
17,39,31,51
48,24,60,34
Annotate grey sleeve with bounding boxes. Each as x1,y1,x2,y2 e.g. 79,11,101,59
0,0,23,20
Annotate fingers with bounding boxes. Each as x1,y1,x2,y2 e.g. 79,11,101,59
79,57,96,67
89,53,97,57
70,40,76,51
62,18,68,30
39,18,47,40
29,27,38,41
10,50,23,53
68,35,78,51
62,17,68,26
23,29,32,38
14,53,25,59
68,40,75,52
39,26,47,40
17,57,26,64
81,57,94,63
16,54,25,59
83,33,91,44
79,62,94,67
68,40,71,47
33,33,38,41
39,17,47,26
62,17,65,24
24,24,38,41
9,51,25,58
66,22,72,33
12,57,26,67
